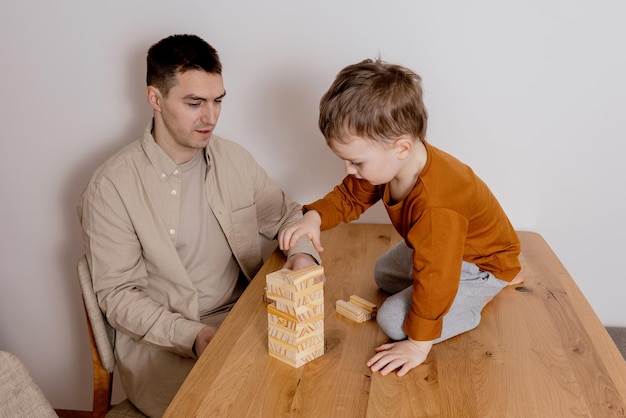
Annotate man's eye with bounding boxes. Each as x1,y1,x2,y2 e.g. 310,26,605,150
214,98,223,104
188,102,201,107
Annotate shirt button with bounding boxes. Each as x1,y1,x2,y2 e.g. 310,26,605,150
160,173,166,179
173,169,180,176
169,229,176,235
171,189,177,196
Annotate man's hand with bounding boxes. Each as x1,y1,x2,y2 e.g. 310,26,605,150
283,253,317,271
278,211,323,252
283,253,326,283
367,338,434,377
194,326,217,358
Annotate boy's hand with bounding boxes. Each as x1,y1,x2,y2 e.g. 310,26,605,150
367,338,433,377
278,210,324,252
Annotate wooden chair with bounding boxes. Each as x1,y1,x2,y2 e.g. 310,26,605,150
0,351,57,418
77,256,146,417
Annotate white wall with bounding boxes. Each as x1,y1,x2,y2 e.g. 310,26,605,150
1,0,624,411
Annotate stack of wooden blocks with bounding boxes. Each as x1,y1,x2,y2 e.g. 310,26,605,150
266,264,325,368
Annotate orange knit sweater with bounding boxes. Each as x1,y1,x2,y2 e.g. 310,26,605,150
304,142,521,341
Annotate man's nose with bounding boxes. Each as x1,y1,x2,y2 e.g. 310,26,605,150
201,104,218,125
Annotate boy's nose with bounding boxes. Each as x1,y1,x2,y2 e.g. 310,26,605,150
343,161,356,175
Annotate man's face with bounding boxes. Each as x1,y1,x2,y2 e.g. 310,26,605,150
150,69,225,162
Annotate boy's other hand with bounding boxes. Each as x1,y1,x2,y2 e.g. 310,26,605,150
278,210,324,252
367,338,433,377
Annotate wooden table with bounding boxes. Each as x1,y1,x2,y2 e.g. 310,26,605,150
164,223,626,417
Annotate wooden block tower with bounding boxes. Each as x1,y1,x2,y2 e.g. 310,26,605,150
266,264,325,368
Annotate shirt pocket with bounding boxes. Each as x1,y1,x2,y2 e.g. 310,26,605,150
229,203,263,274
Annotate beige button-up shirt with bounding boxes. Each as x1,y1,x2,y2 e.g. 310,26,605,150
77,124,319,416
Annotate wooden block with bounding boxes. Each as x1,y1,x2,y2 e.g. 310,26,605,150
335,295,377,323
349,295,377,317
287,264,324,286
336,300,370,323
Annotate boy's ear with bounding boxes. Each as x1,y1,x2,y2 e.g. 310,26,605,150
146,85,162,112
393,135,414,159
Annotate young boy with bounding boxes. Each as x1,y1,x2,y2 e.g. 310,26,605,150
278,58,522,377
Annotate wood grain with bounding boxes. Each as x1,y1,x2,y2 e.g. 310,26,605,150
164,225,626,418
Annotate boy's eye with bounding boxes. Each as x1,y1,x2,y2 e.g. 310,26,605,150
351,162,361,167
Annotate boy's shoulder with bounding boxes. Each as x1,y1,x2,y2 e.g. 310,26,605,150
422,142,475,177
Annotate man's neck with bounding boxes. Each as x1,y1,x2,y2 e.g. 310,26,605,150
152,122,201,165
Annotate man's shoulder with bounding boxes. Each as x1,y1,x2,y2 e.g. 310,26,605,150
89,139,144,183
209,134,250,153
208,135,255,162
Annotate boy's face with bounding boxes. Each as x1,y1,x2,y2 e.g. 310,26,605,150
330,135,403,185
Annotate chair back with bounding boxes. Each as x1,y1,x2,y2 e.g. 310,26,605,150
77,256,116,372
77,256,147,417
0,351,57,418
77,255,116,417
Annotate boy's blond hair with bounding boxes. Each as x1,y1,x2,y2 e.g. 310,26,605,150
319,58,428,145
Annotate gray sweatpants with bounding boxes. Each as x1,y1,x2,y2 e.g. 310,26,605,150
375,241,509,343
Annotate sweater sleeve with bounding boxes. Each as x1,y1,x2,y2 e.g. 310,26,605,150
403,208,469,341
303,176,383,230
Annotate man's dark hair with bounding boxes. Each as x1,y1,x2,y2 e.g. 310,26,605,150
146,34,222,96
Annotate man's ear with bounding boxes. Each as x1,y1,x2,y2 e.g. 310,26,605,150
393,135,414,160
146,85,162,112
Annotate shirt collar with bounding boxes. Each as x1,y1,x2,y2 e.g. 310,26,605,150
140,121,180,182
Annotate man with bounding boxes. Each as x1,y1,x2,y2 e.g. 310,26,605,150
77,34,320,417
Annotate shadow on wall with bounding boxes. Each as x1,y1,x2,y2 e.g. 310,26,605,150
240,65,346,203
55,39,153,403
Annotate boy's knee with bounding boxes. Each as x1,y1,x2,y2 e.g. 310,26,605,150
373,256,386,281
436,310,482,343
373,256,407,293
373,243,413,293
373,267,387,290
377,300,408,341
373,261,391,292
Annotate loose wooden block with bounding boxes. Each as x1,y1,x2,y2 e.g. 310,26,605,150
349,295,377,316
336,295,377,323
266,264,325,368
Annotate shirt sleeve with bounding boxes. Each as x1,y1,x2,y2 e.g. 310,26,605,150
239,148,321,264
78,177,205,358
403,207,469,341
